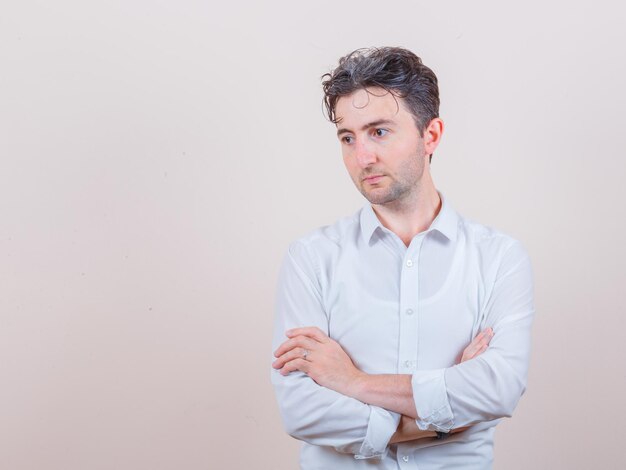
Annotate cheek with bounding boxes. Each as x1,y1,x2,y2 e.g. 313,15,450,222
393,139,417,156
342,158,361,182
399,150,425,178
342,152,354,170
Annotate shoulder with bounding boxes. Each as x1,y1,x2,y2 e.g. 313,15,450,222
289,208,361,252
285,209,361,267
458,214,531,268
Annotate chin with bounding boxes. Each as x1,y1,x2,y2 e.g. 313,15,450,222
363,192,393,205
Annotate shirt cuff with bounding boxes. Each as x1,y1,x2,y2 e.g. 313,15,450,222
354,406,400,460
411,369,454,432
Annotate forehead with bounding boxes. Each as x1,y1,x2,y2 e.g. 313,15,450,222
334,87,412,126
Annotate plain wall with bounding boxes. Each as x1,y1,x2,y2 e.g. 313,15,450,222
1,1,625,468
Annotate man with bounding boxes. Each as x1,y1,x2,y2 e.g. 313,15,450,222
271,47,535,469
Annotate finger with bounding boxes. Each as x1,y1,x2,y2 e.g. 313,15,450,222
463,334,483,358
471,332,492,351
274,336,318,358
463,338,491,361
286,326,329,343
478,328,494,347
472,327,492,343
272,347,309,369
470,328,494,349
461,336,485,362
280,358,309,376
463,336,484,357
474,329,488,340
460,345,469,361
471,344,487,361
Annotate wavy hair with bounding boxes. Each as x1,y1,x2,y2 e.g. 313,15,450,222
321,47,440,137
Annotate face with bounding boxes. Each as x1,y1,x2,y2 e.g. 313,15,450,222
335,87,431,206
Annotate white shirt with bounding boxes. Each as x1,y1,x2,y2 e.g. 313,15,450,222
271,192,535,469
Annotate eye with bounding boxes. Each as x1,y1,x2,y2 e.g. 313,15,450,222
374,128,388,137
341,135,354,144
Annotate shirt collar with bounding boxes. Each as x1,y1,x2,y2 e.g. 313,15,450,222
359,191,459,245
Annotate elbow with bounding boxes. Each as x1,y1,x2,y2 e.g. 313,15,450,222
279,409,324,444
282,417,309,442
447,352,531,425
277,402,308,441
278,407,367,456
491,400,516,420
489,380,527,419
282,418,362,455
479,354,529,420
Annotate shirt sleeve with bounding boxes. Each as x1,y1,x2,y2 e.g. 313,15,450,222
271,241,400,459
411,240,535,431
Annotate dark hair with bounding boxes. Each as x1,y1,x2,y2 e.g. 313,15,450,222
322,46,440,141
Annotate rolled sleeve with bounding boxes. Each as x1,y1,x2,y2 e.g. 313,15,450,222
411,369,454,432
354,407,401,459
412,240,535,429
272,241,398,457
446,240,534,426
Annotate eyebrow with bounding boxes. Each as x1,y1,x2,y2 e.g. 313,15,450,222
336,119,396,137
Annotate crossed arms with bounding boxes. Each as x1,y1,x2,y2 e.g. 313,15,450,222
273,326,492,443
270,239,534,458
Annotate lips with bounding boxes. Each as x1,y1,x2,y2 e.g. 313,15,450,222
363,175,385,183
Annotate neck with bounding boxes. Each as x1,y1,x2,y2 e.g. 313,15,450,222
371,175,441,247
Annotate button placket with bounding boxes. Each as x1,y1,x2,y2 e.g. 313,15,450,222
398,239,423,374
397,443,414,468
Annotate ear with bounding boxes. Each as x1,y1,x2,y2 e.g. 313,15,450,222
422,118,444,156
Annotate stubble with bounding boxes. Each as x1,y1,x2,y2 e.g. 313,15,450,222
357,143,427,207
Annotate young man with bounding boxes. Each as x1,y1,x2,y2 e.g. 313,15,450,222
271,47,535,469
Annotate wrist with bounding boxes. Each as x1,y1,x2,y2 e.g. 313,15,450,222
349,370,369,400
391,415,437,443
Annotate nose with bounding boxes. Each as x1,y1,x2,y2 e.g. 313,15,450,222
354,139,377,168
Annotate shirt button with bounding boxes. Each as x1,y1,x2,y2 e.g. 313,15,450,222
404,360,411,367
406,259,413,267
402,455,409,462
406,308,413,315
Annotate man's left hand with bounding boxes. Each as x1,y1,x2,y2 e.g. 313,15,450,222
272,327,364,396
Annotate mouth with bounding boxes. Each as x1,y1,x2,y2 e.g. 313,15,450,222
363,175,385,184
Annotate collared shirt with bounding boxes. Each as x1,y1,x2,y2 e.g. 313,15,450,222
271,192,535,469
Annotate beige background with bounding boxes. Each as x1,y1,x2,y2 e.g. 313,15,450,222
1,1,625,469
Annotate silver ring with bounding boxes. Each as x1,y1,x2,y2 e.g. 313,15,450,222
302,349,309,360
